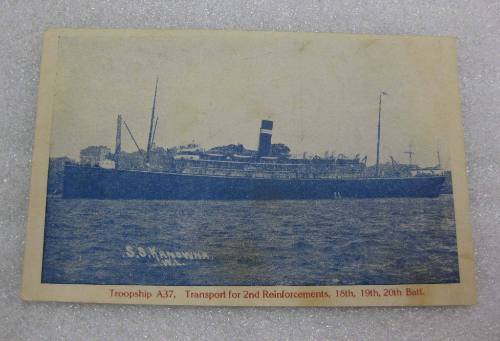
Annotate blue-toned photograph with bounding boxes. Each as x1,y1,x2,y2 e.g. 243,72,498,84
41,32,459,286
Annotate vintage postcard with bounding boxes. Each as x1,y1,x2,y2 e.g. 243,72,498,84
22,29,475,306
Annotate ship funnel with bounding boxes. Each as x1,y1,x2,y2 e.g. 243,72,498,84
257,120,273,157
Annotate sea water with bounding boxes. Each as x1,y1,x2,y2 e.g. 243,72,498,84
41,195,459,285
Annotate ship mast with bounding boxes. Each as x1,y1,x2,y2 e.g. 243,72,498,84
404,143,414,166
114,114,122,169
436,145,441,169
151,117,159,150
146,77,159,165
375,91,388,176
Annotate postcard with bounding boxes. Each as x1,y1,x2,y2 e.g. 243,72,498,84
22,29,475,306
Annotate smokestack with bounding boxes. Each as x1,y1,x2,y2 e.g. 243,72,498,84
257,120,273,157
115,114,122,169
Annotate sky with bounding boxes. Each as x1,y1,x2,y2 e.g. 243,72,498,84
49,30,459,168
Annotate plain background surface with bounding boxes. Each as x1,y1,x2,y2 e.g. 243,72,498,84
1,1,499,340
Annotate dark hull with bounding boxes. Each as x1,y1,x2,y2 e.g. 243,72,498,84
62,165,445,200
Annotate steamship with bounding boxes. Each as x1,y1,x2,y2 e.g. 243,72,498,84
61,83,445,200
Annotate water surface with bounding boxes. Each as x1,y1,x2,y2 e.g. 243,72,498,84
41,195,459,285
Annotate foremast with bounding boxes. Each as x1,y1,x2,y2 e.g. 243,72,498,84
146,77,159,165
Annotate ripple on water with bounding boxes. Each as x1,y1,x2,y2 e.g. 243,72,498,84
41,195,460,285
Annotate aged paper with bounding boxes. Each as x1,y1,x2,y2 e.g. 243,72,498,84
22,29,475,306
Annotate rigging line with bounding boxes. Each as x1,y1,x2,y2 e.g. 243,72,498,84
123,120,145,158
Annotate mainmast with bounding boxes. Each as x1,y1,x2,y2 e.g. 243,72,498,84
404,143,414,166
375,91,388,176
436,145,441,169
114,114,123,169
146,77,159,164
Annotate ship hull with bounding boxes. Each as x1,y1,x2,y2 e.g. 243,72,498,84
62,165,445,200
